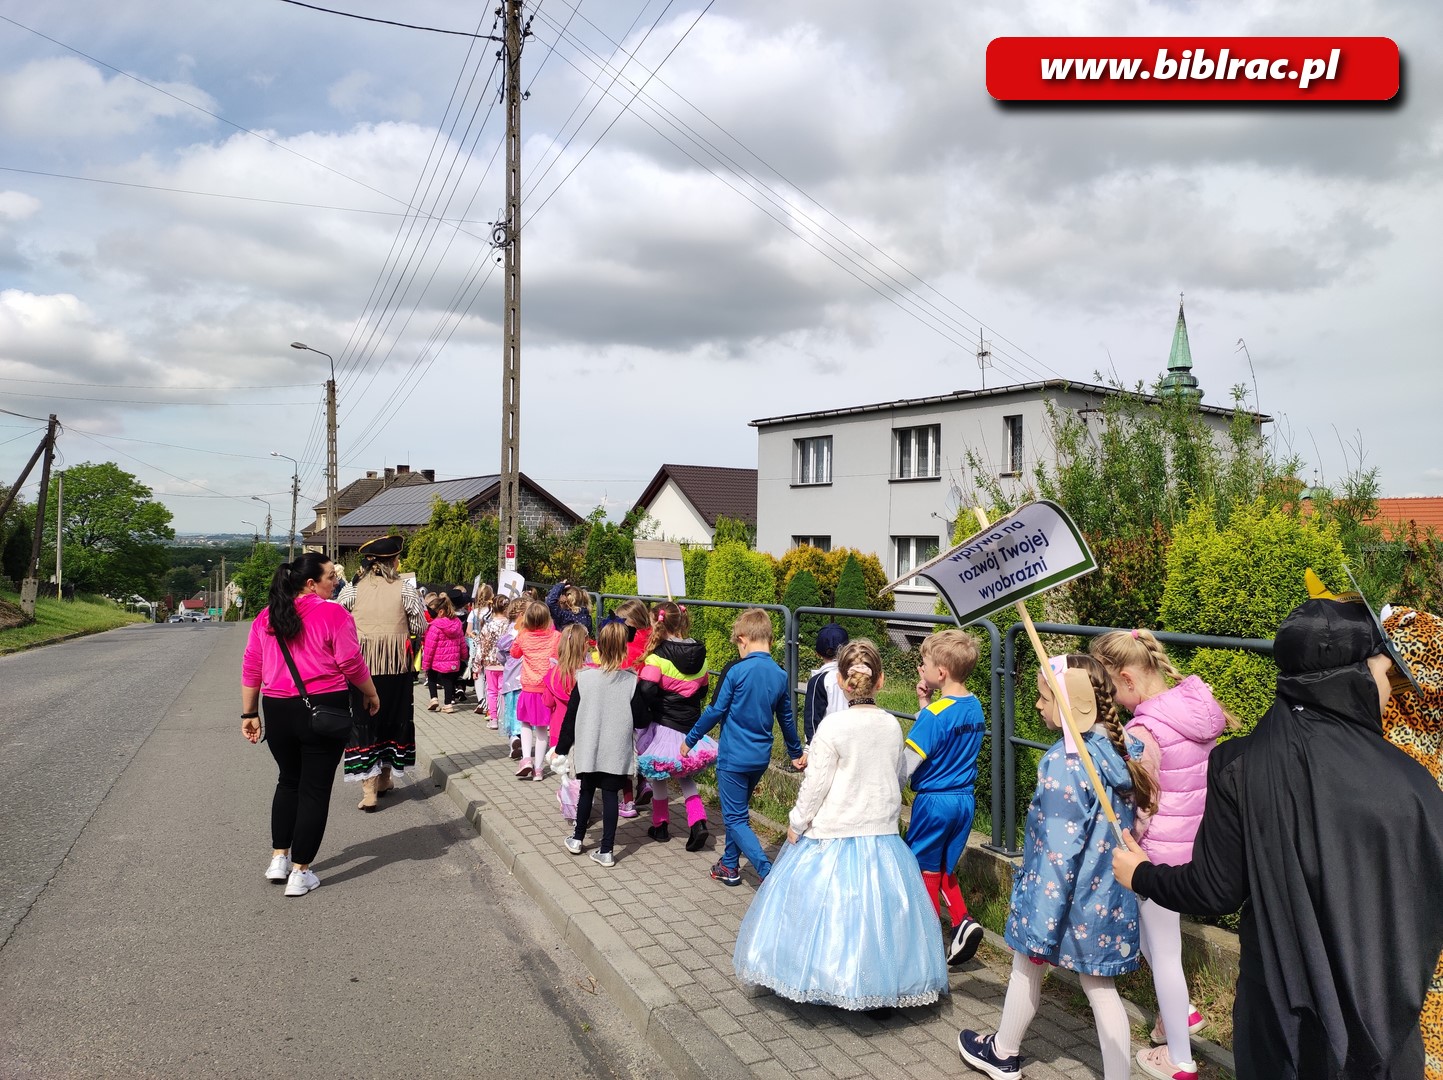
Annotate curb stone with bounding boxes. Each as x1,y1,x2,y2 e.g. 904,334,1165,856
417,729,754,1080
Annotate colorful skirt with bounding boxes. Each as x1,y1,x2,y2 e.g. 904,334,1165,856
636,723,718,781
733,833,948,1010
343,672,416,780
502,689,521,738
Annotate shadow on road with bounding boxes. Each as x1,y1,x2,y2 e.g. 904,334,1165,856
312,784,459,885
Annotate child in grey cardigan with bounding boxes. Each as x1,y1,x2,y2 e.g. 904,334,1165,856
556,621,649,867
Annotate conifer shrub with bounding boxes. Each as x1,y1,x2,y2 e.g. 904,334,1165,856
701,541,779,669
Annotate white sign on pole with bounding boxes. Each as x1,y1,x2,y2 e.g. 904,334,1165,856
882,499,1095,626
634,540,686,599
497,569,525,599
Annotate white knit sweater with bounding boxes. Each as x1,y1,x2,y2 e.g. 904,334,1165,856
788,704,908,840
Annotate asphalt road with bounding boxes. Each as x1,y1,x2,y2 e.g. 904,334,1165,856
0,621,672,1080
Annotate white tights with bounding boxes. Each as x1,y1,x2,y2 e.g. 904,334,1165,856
519,723,547,772
1140,898,1196,1067
993,954,1131,1080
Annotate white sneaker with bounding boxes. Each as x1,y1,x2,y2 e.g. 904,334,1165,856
590,850,615,868
564,837,583,855
284,868,320,897
265,853,293,882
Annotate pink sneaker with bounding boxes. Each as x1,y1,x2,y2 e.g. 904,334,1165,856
1150,1006,1205,1045
1135,1046,1197,1080
618,799,637,819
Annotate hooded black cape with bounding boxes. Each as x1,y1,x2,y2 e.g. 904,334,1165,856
1136,599,1443,1078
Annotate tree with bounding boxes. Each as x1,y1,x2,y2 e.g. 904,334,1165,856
404,500,495,586
43,462,174,596
231,544,284,619
580,506,651,589
1,487,35,587
712,515,756,549
833,554,872,641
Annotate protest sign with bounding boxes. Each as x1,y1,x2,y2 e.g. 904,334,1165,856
497,569,525,599
635,540,686,599
883,499,1095,627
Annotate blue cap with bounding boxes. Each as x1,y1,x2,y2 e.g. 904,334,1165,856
816,623,849,658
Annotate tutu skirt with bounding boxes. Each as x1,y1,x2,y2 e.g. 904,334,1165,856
733,833,948,1010
636,724,718,780
502,689,520,737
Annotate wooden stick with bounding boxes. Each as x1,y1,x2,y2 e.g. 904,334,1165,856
661,560,673,602
972,507,1126,845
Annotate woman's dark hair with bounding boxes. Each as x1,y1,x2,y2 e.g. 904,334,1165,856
267,552,331,640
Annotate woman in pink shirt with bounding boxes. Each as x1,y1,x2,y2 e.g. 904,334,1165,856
241,553,380,898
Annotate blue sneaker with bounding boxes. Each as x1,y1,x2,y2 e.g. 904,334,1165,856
958,1030,1021,1079
709,860,742,886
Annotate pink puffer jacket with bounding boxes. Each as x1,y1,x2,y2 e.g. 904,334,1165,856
1126,675,1226,864
422,615,466,674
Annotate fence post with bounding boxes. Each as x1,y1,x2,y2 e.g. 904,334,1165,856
1003,624,1020,855
980,619,1004,852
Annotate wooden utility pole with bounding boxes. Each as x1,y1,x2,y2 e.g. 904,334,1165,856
497,0,524,575
54,471,63,598
20,415,58,616
326,374,338,564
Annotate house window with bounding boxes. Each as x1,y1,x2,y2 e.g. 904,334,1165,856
893,425,941,480
1003,415,1024,475
792,535,831,552
893,535,940,589
794,435,832,485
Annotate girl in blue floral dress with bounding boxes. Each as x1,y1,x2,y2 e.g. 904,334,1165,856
959,654,1157,1080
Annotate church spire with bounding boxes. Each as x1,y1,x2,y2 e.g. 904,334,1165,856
1158,294,1203,405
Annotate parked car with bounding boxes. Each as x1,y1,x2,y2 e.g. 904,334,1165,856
167,615,184,623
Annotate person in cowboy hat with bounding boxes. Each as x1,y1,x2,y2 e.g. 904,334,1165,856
336,535,428,810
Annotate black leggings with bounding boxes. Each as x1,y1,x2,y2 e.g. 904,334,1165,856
263,692,348,865
572,779,620,854
427,670,458,705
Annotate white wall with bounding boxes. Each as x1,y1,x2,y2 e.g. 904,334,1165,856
642,479,714,547
756,387,1240,607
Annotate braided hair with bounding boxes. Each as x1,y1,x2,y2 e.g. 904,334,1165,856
642,600,691,659
836,639,883,702
1064,653,1158,815
1090,628,1239,730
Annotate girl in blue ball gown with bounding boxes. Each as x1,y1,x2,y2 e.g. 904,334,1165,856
732,638,948,1010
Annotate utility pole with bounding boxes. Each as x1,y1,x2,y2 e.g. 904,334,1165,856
288,473,298,561
220,555,226,620
54,470,63,599
976,328,991,390
289,343,336,564
20,415,58,617
497,0,524,576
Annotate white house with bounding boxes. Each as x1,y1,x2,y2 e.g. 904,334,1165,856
752,378,1265,612
632,464,758,548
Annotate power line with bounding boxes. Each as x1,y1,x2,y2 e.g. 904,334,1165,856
0,374,315,390
62,426,324,464
1,391,319,406
275,0,500,39
67,428,261,505
0,166,491,223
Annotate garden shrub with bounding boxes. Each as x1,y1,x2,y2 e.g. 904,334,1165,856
777,545,834,603
833,554,872,642
701,542,779,670
1179,648,1275,734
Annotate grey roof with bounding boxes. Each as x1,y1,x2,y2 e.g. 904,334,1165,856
337,475,499,528
749,379,1269,427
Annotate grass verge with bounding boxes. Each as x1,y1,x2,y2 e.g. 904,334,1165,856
0,590,146,654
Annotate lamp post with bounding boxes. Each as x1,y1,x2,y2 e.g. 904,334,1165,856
291,342,337,564
271,451,300,561
241,519,259,550
251,496,273,546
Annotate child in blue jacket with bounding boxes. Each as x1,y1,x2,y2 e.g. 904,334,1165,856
683,609,804,885
959,654,1156,1080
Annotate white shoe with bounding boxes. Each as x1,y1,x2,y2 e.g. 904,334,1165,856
265,853,293,882
590,850,615,868
564,837,583,855
284,868,320,896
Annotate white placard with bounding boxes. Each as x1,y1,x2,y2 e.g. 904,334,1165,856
635,540,686,598
497,569,525,599
882,500,1096,625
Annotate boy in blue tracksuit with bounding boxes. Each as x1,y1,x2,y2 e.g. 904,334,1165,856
683,608,804,885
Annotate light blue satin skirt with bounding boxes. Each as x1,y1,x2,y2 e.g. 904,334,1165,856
732,833,948,1010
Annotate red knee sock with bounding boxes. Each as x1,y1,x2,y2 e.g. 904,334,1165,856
684,794,707,827
920,870,945,920
942,873,969,920
652,798,670,827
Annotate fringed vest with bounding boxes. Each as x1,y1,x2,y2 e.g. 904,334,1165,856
351,574,410,676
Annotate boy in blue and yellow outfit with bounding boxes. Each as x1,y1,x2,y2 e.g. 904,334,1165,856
906,629,988,966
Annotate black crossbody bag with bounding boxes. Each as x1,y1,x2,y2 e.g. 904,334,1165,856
275,633,355,740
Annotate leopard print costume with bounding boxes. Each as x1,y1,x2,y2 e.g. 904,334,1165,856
1383,606,1443,1080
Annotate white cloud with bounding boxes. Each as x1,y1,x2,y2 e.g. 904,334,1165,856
0,57,216,139
0,191,41,221
327,71,424,120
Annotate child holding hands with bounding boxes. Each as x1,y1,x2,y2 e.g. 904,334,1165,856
682,609,803,886
733,639,948,1010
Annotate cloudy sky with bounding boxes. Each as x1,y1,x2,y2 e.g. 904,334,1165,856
1,0,1439,540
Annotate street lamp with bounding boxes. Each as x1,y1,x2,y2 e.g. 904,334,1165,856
251,496,273,546
241,519,259,549
270,451,300,561
291,342,337,563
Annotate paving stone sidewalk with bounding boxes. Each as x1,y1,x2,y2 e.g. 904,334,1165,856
414,693,1144,1080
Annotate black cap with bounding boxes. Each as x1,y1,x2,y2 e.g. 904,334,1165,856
358,535,403,559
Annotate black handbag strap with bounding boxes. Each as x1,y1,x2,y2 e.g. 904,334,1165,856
275,633,315,707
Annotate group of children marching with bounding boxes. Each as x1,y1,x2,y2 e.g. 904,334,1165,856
430,579,1226,1080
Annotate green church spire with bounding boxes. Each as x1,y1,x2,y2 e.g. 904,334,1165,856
1159,295,1203,405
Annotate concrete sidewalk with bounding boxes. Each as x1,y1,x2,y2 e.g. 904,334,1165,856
415,693,1144,1080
